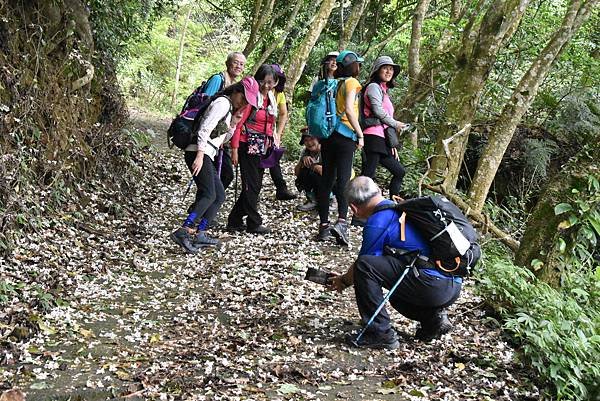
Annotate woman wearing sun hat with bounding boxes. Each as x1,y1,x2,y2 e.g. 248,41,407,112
360,55,410,199
315,50,365,247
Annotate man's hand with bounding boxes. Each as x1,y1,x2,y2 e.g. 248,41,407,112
312,164,323,175
391,147,399,160
231,148,239,166
302,156,314,168
328,272,350,293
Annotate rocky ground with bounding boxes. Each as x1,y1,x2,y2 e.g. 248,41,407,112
0,109,541,400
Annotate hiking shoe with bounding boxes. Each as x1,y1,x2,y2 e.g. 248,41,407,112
276,189,297,201
329,199,337,212
193,231,221,247
315,225,332,241
226,223,246,232
331,220,350,247
297,200,317,211
170,227,200,254
415,309,453,342
247,225,271,234
351,216,366,227
346,329,400,350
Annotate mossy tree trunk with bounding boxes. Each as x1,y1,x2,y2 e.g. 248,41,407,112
338,0,371,50
251,1,303,75
284,0,337,102
242,0,276,57
467,0,599,213
427,0,531,191
515,141,600,286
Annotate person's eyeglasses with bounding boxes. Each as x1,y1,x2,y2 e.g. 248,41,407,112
259,80,278,86
231,61,245,67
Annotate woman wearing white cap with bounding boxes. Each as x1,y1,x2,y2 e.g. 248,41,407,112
315,50,365,247
360,55,409,199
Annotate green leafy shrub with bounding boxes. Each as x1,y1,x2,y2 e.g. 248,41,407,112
477,249,600,400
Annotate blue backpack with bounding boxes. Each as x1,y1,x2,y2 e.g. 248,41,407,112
305,78,340,140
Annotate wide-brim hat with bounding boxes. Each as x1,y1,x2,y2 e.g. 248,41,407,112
241,76,259,108
370,56,400,80
336,50,364,67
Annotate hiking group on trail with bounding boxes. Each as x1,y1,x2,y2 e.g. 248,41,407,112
167,50,480,349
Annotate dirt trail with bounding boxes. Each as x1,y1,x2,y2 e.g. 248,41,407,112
0,109,540,400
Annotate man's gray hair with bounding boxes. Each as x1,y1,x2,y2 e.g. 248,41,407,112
226,51,245,66
345,176,381,206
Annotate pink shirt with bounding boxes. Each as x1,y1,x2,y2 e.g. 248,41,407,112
363,82,394,138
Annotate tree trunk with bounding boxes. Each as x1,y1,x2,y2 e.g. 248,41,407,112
407,0,431,90
395,0,463,123
339,0,371,50
467,0,599,213
242,0,276,56
251,1,303,75
428,0,531,191
515,141,600,286
170,7,192,109
284,0,337,102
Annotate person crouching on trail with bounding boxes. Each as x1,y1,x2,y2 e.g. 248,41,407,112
171,76,260,254
329,176,462,349
295,128,323,211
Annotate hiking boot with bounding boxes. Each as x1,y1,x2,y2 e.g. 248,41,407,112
247,225,271,234
346,329,400,350
297,200,317,211
351,216,366,227
331,220,350,247
329,198,337,212
415,309,453,342
170,227,200,254
226,223,246,232
276,189,297,201
315,225,332,241
193,231,221,247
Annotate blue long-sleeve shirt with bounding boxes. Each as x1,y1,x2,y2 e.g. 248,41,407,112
360,199,461,282
202,73,225,96
360,200,430,257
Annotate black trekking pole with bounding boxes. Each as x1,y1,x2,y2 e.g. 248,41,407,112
352,252,419,345
182,176,194,200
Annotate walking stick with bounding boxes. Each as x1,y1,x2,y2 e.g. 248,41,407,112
182,176,194,200
352,253,419,345
234,164,239,202
216,148,224,177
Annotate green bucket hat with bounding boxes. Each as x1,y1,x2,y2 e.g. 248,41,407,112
336,50,364,67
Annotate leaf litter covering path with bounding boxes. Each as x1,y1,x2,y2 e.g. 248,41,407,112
1,115,541,400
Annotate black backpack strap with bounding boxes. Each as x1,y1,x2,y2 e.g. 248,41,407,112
360,82,383,129
372,201,401,215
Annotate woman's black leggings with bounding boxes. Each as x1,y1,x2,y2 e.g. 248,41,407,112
317,132,356,224
361,151,405,197
183,151,225,229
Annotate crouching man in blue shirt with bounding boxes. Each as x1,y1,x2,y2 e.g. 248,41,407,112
329,176,462,349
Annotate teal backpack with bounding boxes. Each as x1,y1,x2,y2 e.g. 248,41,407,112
305,78,340,140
